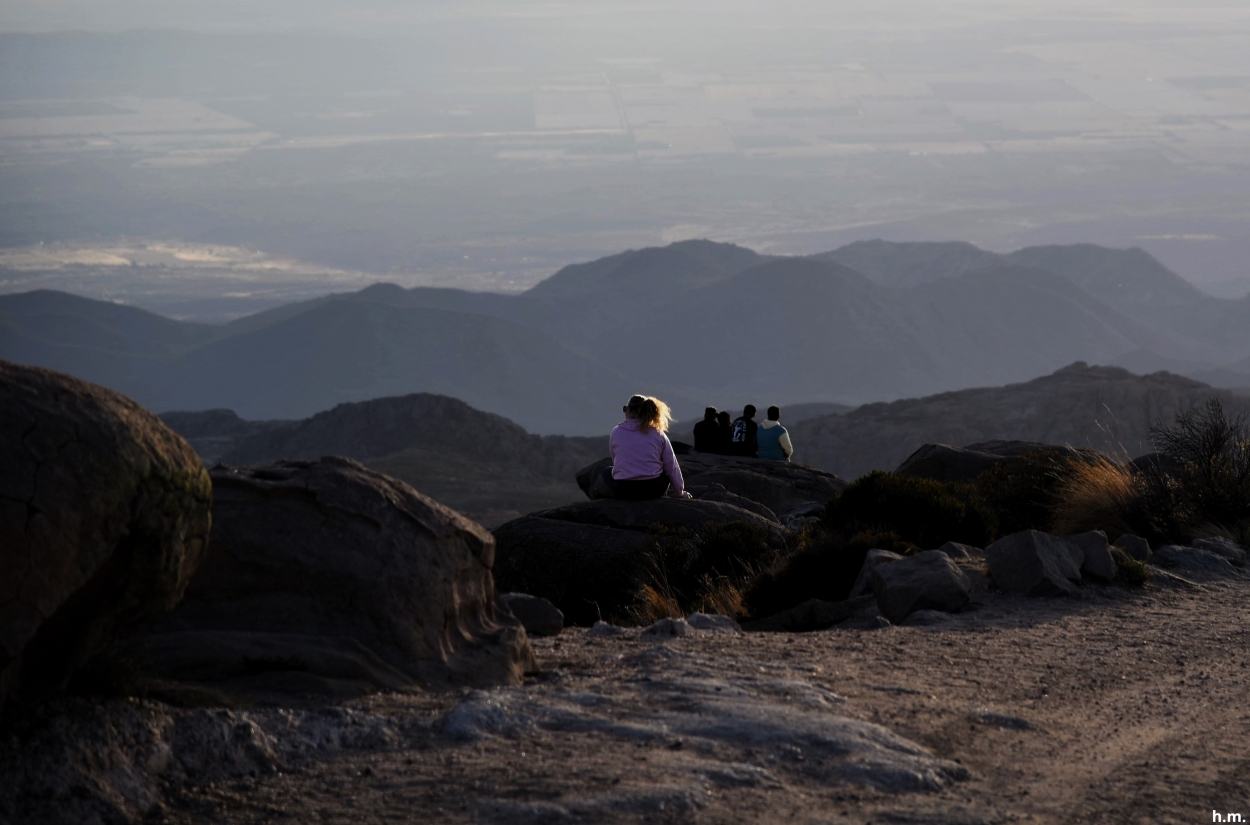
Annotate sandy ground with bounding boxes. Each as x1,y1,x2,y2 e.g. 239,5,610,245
160,573,1250,825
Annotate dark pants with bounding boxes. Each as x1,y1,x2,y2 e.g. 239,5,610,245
611,473,671,501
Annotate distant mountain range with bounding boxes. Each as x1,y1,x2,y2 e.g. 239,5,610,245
3,238,1249,434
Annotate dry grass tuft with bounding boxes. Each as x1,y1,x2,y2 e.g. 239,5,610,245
693,576,745,618
1051,456,1139,539
633,584,683,624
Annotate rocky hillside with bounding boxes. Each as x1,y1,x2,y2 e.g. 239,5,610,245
161,393,609,526
791,362,1250,479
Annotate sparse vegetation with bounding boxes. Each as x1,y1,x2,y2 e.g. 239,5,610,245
742,527,918,620
975,450,1079,536
1110,547,1152,587
822,471,993,549
631,521,782,623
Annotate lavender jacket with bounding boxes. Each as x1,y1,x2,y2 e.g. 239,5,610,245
609,419,686,495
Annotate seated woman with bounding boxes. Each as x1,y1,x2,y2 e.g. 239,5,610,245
610,395,691,500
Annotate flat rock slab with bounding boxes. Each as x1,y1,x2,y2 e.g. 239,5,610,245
1192,537,1247,567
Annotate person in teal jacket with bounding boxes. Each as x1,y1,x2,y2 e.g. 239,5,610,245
757,405,793,461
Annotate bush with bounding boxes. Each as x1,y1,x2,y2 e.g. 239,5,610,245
741,527,917,620
975,451,1078,536
822,471,993,549
632,520,782,623
1148,399,1250,538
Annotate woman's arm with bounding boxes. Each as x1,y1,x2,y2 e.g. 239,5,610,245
660,435,689,497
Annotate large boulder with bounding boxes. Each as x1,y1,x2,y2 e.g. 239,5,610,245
897,440,1103,483
129,458,534,697
1064,530,1117,582
870,550,971,624
0,362,211,713
493,498,779,626
985,530,1084,596
575,453,846,517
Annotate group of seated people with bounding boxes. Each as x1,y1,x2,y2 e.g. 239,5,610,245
690,403,793,461
607,395,793,501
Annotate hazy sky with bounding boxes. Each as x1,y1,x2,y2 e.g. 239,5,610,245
5,0,1249,33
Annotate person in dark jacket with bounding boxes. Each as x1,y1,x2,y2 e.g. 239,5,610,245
757,405,793,461
692,407,721,453
730,404,759,457
715,410,733,454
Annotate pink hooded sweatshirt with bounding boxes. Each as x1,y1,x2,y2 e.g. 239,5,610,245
609,419,686,495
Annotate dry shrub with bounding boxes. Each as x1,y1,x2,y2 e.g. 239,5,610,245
633,584,683,624
1051,456,1140,539
630,520,780,623
1110,547,1152,587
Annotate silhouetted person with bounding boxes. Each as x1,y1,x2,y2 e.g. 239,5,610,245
757,405,793,461
730,404,758,458
714,410,733,454
693,407,720,453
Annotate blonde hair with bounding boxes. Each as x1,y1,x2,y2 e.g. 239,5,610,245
626,394,673,434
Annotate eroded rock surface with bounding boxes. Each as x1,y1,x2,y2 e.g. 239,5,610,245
129,458,535,697
0,362,211,713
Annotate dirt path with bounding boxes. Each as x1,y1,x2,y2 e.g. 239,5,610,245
165,575,1250,825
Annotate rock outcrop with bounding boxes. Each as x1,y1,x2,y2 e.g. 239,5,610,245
493,498,779,626
870,551,972,624
985,530,1084,596
128,458,534,697
0,362,211,713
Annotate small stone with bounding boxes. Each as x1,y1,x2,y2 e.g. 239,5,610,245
1151,546,1237,580
848,549,905,599
1064,530,1117,582
1192,537,1246,567
587,621,627,637
501,593,565,637
640,618,692,639
686,612,742,633
1113,533,1151,561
